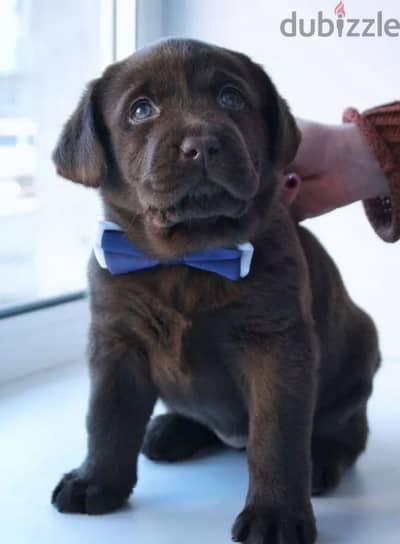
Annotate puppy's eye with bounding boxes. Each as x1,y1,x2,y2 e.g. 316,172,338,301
129,98,157,122
218,86,245,110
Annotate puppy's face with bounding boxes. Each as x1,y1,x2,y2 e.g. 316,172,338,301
54,39,299,257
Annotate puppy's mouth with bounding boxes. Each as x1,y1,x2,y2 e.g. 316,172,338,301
146,180,249,229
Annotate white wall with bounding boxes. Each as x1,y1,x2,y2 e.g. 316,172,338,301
139,0,400,359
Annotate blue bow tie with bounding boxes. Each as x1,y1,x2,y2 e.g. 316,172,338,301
94,221,254,281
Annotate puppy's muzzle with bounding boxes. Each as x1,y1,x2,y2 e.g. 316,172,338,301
139,125,259,228
147,186,249,228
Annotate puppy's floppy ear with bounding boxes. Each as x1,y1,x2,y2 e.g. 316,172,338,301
251,62,301,169
52,79,107,187
266,92,301,169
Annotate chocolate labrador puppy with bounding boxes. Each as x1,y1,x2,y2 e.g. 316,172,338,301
51,39,379,544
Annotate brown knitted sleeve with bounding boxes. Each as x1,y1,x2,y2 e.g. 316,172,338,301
343,102,400,243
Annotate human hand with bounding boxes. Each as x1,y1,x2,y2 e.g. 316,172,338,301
282,119,389,221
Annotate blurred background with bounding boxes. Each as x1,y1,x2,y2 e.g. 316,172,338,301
0,0,398,359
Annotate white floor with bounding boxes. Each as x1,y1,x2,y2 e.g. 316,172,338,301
1,361,400,544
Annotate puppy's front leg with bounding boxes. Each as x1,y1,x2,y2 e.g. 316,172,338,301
52,331,157,514
232,324,318,544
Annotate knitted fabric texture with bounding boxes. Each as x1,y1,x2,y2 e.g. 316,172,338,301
343,102,400,243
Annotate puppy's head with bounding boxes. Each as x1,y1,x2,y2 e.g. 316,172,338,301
54,39,299,257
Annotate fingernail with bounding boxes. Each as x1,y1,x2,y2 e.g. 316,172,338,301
286,174,299,189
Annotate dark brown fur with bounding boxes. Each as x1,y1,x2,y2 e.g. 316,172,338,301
51,39,379,544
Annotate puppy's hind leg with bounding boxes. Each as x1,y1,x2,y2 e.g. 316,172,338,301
312,406,369,495
312,314,380,496
142,413,221,462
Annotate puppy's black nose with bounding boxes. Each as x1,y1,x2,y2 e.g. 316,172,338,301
180,136,220,161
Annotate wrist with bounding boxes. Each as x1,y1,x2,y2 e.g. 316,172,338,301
335,123,389,203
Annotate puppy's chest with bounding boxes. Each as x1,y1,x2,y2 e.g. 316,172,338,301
126,267,245,380
125,268,250,439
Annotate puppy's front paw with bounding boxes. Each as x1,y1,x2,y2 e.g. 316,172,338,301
51,469,131,515
231,504,316,544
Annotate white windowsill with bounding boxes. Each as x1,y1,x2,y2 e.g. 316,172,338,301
1,360,399,544
0,298,89,383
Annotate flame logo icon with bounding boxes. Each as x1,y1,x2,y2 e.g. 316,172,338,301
334,1,346,17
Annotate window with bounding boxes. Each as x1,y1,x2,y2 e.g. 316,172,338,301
0,0,137,382
0,0,136,315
